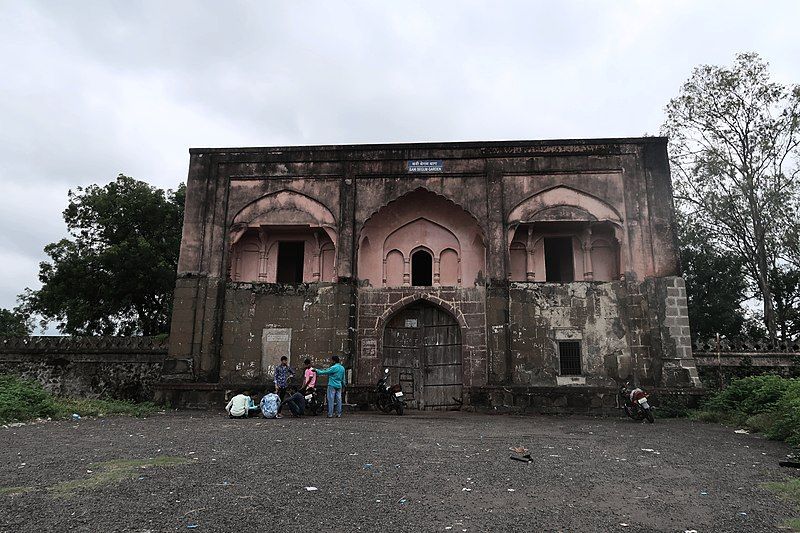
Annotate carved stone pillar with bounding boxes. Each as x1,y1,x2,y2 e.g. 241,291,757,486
582,226,594,281
433,256,441,286
403,258,410,286
257,227,269,281
312,232,320,282
525,226,535,281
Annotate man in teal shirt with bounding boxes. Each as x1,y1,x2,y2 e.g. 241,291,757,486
314,355,346,418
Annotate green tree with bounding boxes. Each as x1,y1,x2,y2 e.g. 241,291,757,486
22,175,185,336
663,52,800,341
0,308,31,337
772,265,800,341
678,217,747,339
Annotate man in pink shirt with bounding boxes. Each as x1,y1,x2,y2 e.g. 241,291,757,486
302,358,317,390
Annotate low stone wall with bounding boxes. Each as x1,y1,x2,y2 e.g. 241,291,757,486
692,337,800,387
0,337,167,402
466,385,705,415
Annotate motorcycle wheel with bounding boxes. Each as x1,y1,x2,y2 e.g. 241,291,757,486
396,402,404,416
645,409,655,423
623,404,636,420
376,396,391,414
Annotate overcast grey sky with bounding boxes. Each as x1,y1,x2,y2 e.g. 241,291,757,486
1,0,799,319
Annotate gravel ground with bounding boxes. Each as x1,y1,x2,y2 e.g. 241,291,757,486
1,410,798,532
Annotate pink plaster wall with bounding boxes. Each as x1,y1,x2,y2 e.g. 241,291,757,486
358,189,486,287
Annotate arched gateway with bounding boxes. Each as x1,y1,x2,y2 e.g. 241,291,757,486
382,301,463,409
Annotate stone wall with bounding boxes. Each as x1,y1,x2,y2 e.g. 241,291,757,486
0,337,167,402
503,277,700,389
508,281,635,388
218,281,352,386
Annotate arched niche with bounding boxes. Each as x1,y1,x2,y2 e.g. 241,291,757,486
505,187,624,283
439,248,460,286
358,189,486,287
384,218,460,259
507,224,622,283
228,190,339,283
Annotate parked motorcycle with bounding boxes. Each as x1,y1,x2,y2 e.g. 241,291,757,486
302,386,325,416
619,382,654,423
375,368,405,415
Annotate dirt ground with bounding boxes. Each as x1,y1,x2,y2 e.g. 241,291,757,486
1,410,798,532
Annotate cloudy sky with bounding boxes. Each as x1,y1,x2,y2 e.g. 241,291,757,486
1,0,799,322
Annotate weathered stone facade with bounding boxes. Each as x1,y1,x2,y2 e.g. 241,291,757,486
161,138,701,409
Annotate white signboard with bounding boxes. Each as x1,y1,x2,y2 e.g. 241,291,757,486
262,327,292,376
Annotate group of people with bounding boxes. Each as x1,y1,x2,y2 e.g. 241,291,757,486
225,355,346,419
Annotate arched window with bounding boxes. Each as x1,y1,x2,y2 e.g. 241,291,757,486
411,250,433,286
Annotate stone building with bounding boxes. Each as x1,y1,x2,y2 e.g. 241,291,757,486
159,138,701,409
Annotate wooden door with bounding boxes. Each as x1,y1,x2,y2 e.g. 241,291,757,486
382,302,462,409
420,304,462,408
383,306,423,408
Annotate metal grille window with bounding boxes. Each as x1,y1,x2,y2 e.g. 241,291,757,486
559,341,582,375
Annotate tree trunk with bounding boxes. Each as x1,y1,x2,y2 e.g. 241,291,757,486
757,267,778,342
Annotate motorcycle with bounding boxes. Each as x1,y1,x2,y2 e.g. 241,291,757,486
302,386,325,416
619,382,654,423
375,368,405,415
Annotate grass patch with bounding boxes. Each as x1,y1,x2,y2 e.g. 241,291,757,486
0,486,32,496
764,478,800,530
53,397,158,419
764,478,800,505
49,456,191,495
0,374,158,424
785,518,800,531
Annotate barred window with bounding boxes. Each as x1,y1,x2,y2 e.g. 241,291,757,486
559,341,582,375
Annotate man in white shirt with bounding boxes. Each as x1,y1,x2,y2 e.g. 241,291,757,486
225,391,251,418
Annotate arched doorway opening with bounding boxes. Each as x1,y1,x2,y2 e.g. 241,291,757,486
382,301,462,409
411,249,433,286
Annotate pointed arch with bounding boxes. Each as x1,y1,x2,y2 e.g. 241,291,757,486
232,189,336,230
374,293,468,333
359,187,483,236
507,185,623,227
384,217,461,258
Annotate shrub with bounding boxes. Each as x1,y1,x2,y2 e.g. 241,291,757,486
765,380,800,447
693,375,800,448
0,375,56,423
745,412,781,434
703,374,790,416
0,374,158,424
